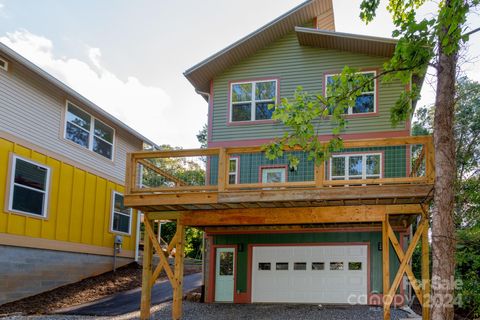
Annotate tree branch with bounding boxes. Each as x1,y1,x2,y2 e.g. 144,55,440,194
463,26,480,37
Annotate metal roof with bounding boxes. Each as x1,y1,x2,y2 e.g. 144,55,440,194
295,27,397,57
0,43,159,148
184,0,335,94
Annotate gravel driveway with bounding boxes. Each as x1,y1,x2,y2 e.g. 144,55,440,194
2,301,411,320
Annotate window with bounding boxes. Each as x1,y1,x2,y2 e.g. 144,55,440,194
330,153,382,180
228,158,238,184
111,192,132,234
330,262,344,270
258,263,271,270
65,102,115,160
230,79,277,122
276,262,289,270
8,155,50,217
312,262,325,270
349,262,362,270
261,167,286,183
325,71,376,114
294,262,307,270
0,57,8,71
219,251,234,275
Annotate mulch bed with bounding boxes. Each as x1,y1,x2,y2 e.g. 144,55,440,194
0,262,201,316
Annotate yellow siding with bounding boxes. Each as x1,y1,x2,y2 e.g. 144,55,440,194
0,137,137,255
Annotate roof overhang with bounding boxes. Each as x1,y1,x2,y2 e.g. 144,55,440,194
184,0,334,95
0,43,158,148
295,27,397,57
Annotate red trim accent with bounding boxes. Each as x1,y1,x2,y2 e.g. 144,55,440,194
206,226,408,235
207,80,214,146
206,236,215,303
323,68,381,118
247,242,371,304
209,244,238,303
208,130,411,148
226,77,280,126
258,164,288,183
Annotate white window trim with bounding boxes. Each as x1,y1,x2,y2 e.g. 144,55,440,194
261,167,286,183
0,57,8,71
110,191,132,236
64,101,116,161
228,157,239,184
329,153,383,180
229,79,278,122
8,154,51,218
324,71,377,115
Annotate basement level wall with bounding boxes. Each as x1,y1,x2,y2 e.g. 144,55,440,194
213,231,402,295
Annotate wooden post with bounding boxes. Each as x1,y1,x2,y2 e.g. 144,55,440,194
382,215,391,320
140,218,153,320
422,214,430,320
218,148,227,191
315,160,325,187
172,221,186,320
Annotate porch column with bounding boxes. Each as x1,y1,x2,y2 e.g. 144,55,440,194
382,215,391,320
421,214,431,320
140,224,153,320
172,221,186,319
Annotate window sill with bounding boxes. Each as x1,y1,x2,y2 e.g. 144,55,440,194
227,119,276,126
6,208,48,220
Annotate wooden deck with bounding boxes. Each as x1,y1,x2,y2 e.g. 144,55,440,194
124,135,434,214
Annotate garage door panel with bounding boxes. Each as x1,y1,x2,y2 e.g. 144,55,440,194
252,245,368,304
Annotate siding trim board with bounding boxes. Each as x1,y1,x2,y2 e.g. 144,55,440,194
0,233,134,258
208,129,411,148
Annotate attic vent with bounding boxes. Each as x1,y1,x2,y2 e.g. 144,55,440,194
0,57,8,71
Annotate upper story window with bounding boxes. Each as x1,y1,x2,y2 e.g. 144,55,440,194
65,102,115,160
230,79,277,122
325,71,376,114
0,57,8,71
8,155,51,217
111,192,132,235
330,153,382,180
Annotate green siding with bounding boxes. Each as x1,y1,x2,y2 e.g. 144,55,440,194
214,232,401,295
211,31,408,143
208,146,407,184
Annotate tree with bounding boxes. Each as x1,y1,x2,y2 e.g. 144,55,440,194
197,123,208,148
265,1,480,319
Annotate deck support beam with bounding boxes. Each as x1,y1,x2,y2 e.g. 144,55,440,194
140,217,186,320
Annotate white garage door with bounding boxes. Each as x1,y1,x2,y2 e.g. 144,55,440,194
252,245,368,304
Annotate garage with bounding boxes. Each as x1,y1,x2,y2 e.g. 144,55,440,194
251,244,368,304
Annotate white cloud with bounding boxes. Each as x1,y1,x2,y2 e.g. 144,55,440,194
0,29,175,146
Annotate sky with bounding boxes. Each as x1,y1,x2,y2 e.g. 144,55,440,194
0,0,479,148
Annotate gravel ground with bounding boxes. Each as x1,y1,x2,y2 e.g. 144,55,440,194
1,301,411,320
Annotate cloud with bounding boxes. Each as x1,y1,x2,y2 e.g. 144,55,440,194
0,29,174,146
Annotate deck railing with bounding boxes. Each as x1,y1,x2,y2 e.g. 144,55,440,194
125,135,434,195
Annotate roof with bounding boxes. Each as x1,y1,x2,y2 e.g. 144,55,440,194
184,0,334,94
295,27,397,57
0,43,159,148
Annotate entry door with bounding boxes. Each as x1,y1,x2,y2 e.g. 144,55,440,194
215,247,235,302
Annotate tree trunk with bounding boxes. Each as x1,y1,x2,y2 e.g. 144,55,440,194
431,16,457,320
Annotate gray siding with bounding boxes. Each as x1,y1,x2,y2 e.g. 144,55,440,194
0,63,142,182
211,31,408,143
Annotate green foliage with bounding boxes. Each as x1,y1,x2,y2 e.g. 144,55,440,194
197,123,208,149
455,226,480,317
158,223,204,259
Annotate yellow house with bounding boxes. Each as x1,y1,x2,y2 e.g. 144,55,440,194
0,44,156,305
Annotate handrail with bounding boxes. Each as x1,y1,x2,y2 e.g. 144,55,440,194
126,135,434,195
